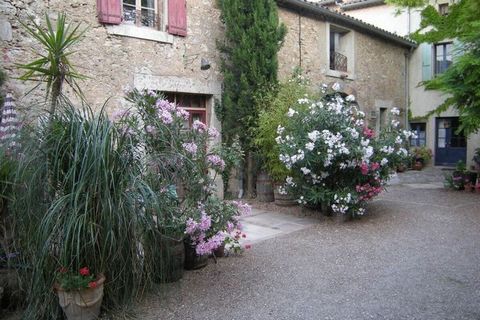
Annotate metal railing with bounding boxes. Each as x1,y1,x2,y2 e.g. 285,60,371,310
330,51,348,72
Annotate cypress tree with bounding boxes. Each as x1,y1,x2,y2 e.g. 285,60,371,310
217,0,286,195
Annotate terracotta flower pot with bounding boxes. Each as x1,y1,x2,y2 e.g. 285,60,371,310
55,274,105,320
464,183,473,192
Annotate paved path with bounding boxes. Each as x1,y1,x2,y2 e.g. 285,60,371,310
137,168,480,320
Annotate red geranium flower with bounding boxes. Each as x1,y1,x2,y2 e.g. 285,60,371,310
88,281,97,289
79,267,90,276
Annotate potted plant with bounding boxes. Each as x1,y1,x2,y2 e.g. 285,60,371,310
411,146,432,170
55,267,105,320
473,148,480,171
255,71,308,206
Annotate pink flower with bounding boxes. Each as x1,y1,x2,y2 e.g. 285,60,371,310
207,127,220,138
192,120,207,133
79,267,90,276
176,108,190,121
88,281,97,289
245,244,252,250
363,127,375,139
111,109,130,122
145,125,155,134
156,99,176,112
207,154,225,171
370,162,380,171
182,142,198,155
160,110,173,124
360,162,369,175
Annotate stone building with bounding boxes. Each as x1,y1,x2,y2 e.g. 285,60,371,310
0,0,414,132
316,0,480,167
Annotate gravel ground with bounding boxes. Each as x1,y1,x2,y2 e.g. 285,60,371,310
136,169,480,320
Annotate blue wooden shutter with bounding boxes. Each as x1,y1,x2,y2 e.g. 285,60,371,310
421,43,432,81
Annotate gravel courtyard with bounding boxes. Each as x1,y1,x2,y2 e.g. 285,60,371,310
138,169,480,320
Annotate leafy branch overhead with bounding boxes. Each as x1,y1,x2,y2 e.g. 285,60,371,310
17,13,87,114
389,0,480,135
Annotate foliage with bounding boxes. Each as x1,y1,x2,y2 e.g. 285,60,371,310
216,0,286,149
276,85,414,217
12,101,158,319
255,71,310,181
392,0,480,135
17,13,86,114
211,137,244,195
411,146,432,163
385,0,426,7
56,266,97,291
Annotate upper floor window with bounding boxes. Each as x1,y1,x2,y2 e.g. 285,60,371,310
330,29,348,72
122,0,158,29
434,42,452,75
438,3,449,16
97,0,187,37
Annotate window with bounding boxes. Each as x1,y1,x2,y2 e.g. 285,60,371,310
98,0,187,39
164,93,207,128
409,123,426,147
326,24,354,78
330,30,348,72
122,0,160,29
438,3,449,16
434,43,452,75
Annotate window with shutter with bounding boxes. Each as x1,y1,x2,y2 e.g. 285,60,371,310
97,0,122,25
168,0,187,37
421,43,432,81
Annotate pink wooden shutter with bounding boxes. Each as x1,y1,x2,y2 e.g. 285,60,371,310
168,0,187,36
97,0,122,25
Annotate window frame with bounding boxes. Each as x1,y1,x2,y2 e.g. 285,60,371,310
122,0,164,31
434,42,453,75
409,122,427,147
325,23,355,79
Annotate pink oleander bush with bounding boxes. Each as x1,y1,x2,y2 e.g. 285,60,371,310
122,89,247,255
276,84,415,217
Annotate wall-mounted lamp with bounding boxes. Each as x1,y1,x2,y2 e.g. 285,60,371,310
201,58,211,70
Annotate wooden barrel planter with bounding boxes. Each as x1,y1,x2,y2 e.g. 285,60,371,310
256,172,274,202
156,235,185,283
273,184,297,207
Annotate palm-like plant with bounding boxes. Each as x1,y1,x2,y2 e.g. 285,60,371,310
17,13,86,115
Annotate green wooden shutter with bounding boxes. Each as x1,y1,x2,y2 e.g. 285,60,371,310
421,43,432,81
452,39,463,61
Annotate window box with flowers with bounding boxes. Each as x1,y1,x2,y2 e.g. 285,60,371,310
55,267,105,320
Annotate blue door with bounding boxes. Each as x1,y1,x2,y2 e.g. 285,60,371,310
435,117,467,166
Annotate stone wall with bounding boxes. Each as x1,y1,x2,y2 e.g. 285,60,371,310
0,0,224,127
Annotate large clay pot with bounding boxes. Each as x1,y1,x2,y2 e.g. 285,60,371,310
56,274,105,320
273,184,297,207
184,241,208,270
256,172,274,202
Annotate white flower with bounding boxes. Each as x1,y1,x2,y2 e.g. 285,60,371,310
308,130,320,142
305,142,315,151
297,98,310,104
390,107,400,115
332,82,341,91
346,95,355,102
287,108,298,117
391,120,400,128
286,176,295,186
275,136,283,144
300,167,311,175
395,136,403,144
362,146,374,161
381,158,389,166
380,146,394,154
361,138,370,147
277,125,285,135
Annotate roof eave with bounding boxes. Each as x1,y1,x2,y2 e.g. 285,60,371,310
277,0,417,48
